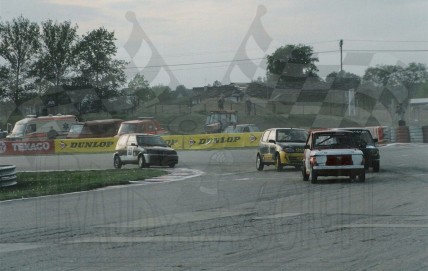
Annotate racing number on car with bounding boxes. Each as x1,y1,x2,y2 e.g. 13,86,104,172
127,146,135,156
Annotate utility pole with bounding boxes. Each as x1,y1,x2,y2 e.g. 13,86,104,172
339,39,343,72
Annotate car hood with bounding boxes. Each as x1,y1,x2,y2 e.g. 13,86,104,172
277,142,306,147
143,145,175,152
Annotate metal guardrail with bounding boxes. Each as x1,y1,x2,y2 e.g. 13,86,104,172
0,165,17,187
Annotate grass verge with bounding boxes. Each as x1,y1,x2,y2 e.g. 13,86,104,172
0,168,166,201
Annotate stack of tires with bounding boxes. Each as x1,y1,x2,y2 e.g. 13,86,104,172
423,126,428,143
396,126,410,143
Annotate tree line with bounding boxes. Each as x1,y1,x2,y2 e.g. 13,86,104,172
1,16,427,113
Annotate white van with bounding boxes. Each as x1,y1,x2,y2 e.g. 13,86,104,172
6,114,78,140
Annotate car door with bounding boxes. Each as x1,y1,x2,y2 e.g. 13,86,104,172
265,130,278,162
259,130,271,162
125,135,138,162
303,133,313,171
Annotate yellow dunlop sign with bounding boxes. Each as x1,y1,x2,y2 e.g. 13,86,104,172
54,137,118,153
161,135,184,150
182,132,262,149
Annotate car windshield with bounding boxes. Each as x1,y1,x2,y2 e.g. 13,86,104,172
137,135,167,146
350,130,375,145
314,133,357,149
277,129,308,142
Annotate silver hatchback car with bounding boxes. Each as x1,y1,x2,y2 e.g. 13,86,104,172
113,133,178,168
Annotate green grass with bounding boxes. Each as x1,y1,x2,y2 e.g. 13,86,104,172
0,168,166,201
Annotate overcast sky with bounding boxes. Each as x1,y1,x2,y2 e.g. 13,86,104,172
1,0,428,89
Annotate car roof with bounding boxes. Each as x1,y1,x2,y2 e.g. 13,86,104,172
311,129,354,135
266,128,307,131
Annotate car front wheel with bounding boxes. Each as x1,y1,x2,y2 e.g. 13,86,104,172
373,161,380,172
256,154,264,171
302,163,309,181
113,155,122,169
275,154,283,172
138,155,148,168
310,167,318,184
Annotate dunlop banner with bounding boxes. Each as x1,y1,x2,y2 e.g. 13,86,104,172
54,137,118,154
161,135,184,150
182,132,262,150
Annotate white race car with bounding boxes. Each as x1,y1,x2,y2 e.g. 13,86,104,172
302,130,365,183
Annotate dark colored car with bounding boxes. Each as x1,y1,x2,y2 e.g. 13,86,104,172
113,133,178,169
256,128,308,171
338,128,380,172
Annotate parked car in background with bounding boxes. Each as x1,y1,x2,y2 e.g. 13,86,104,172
66,119,123,139
338,128,380,172
223,123,260,133
302,130,365,183
6,114,78,140
116,117,169,136
113,133,178,169
256,128,308,171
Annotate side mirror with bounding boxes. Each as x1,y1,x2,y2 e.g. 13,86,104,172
268,139,276,144
373,138,378,143
130,143,137,147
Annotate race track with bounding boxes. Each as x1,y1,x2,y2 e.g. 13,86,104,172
1,144,428,270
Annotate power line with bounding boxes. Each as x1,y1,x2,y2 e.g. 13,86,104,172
345,39,428,43
124,48,427,70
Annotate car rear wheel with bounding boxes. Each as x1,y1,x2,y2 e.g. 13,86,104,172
310,167,318,184
275,154,283,172
357,171,366,182
113,155,122,169
138,155,148,168
256,154,264,171
168,163,176,168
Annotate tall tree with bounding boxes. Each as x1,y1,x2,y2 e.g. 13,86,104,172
363,63,428,89
326,70,361,90
266,44,319,82
75,27,127,101
33,20,78,93
0,16,40,105
128,73,154,102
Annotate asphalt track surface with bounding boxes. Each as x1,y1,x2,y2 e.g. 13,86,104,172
1,144,428,270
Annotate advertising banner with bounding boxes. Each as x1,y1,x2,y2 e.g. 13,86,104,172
161,135,184,150
0,140,55,155
182,132,262,150
54,137,118,154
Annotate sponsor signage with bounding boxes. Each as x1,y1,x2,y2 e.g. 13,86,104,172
54,138,118,153
182,132,262,149
0,140,54,155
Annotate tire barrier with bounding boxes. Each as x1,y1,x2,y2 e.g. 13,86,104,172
395,126,410,143
409,126,423,143
0,165,17,187
381,126,392,143
423,126,428,143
